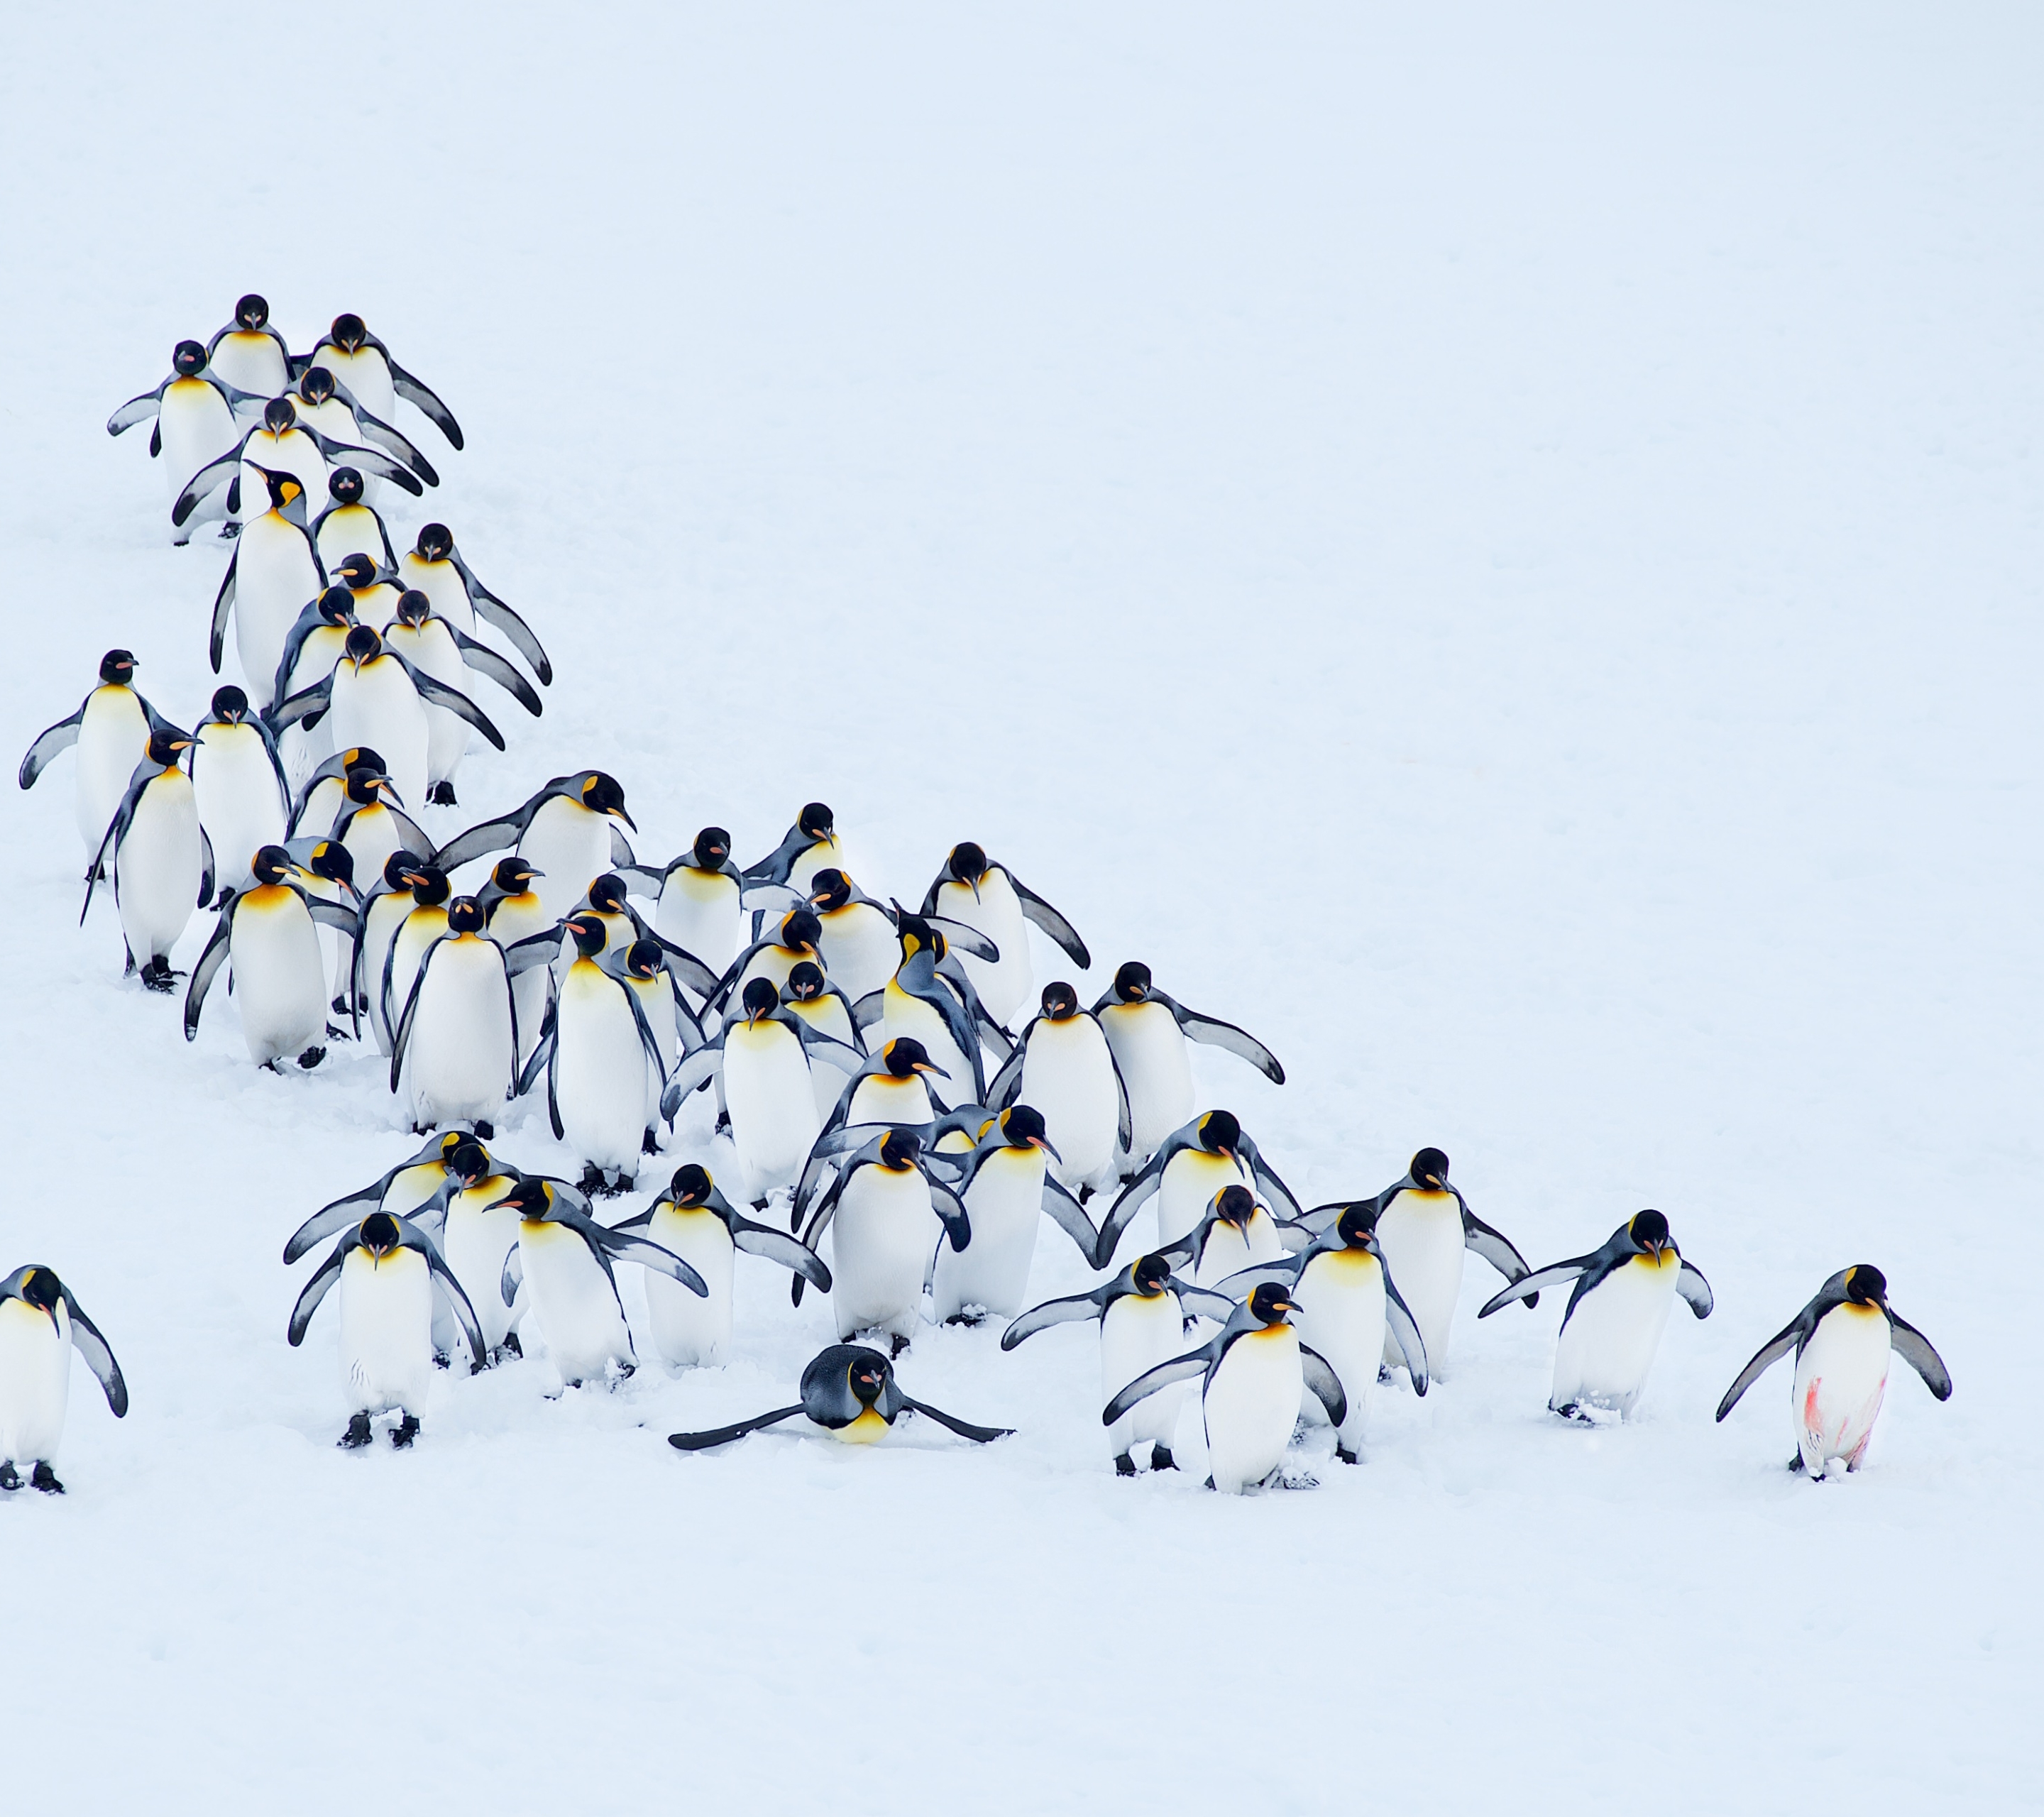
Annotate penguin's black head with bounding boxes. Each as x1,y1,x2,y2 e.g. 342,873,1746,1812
409,866,451,908
1336,1204,1380,1248
884,1038,936,1078
343,767,393,807
1411,1148,1451,1190
946,841,987,884
784,961,825,1001
146,729,192,767
251,845,293,886
235,293,270,330
692,827,730,868
298,366,336,405
1247,1280,1297,1324
18,1268,61,1318
586,873,629,915
449,1140,491,1183
879,1130,921,1171
395,588,432,627
360,1212,401,1256
1214,1184,1255,1229
1198,1109,1241,1156
623,939,664,980
847,1351,889,1405
173,340,207,376
581,772,634,830
740,976,780,1021
99,649,137,684
1845,1265,1888,1307
798,802,835,840
1628,1209,1671,1257
808,868,852,913
331,312,368,351
263,396,297,434
305,841,356,892
382,849,424,890
416,522,454,561
446,896,486,935
1132,1253,1173,1295
669,1164,714,1207
491,857,540,893
1040,982,1079,1020
1001,1104,1050,1151
317,586,356,625
779,908,823,953
326,466,365,505
344,624,382,666
210,685,249,723
490,1178,550,1221
1112,960,1152,1002
563,913,607,959
337,551,379,590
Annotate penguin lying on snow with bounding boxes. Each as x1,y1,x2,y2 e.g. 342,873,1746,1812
1715,1265,1950,1478
667,1343,1011,1452
0,1266,128,1493
19,649,180,869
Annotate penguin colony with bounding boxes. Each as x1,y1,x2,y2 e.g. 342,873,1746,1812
4,293,1955,1495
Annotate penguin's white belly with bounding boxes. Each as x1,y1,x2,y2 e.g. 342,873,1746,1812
116,778,201,959
938,874,1031,1029
933,1148,1045,1320
786,1002,855,1120
556,971,648,1173
1375,1192,1466,1375
883,984,977,1107
160,382,238,507
488,899,551,1065
1193,1213,1285,1293
229,889,326,1063
384,911,447,1053
819,907,899,1006
521,800,611,923
788,838,855,900
520,1221,632,1383
1204,1327,1302,1493
0,1298,72,1464
1793,1305,1893,1473
644,1208,735,1367
656,870,738,976
386,622,469,786
339,1246,434,1414
634,982,679,1129
1101,1003,1192,1165
331,662,427,813
316,503,387,576
339,804,408,889
1153,1150,1252,1253
240,432,327,549
1551,1254,1681,1417
407,943,512,1124
361,899,412,1051
442,1194,522,1351
235,515,324,704
724,1025,820,1196
209,332,287,399
1293,1249,1388,1446
1020,1021,1119,1189
76,691,150,859
401,554,476,635
193,727,284,889
1101,1290,1188,1454
829,1173,935,1341
326,346,397,422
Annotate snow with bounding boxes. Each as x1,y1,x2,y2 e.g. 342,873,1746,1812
1,3,2038,1811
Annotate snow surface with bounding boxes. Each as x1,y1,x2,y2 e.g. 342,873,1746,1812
2,3,2038,1811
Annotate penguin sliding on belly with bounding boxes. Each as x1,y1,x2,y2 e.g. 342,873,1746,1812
1479,1210,1713,1422
921,840,1091,1031
82,730,215,992
667,1344,1010,1452
1715,1265,1951,1478
0,1266,128,1494
19,649,179,869
1092,1109,1299,1268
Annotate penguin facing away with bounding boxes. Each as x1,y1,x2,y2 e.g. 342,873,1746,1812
19,649,180,864
0,1266,128,1493
666,1343,1011,1451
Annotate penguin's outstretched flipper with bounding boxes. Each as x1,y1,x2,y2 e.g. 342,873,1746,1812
667,1405,804,1451
902,1398,1012,1444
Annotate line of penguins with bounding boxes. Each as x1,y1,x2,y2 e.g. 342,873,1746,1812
0,298,1955,1498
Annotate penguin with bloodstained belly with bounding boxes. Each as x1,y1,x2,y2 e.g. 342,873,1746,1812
807,869,906,1004
488,1177,706,1389
0,1267,128,1494
986,983,1129,1197
1092,1109,1299,1267
295,312,465,452
1479,1210,1713,1422
610,1164,831,1368
668,1344,1011,1451
434,772,639,924
392,895,537,1133
1220,1204,1429,1463
921,842,1091,1031
383,587,542,803
204,293,290,405
781,961,867,1119
1172,1184,1288,1295
287,1210,484,1446
1106,1281,1346,1493
397,522,551,686
209,465,325,703
797,1130,972,1354
19,650,177,869
107,340,256,533
1092,962,1286,1175
480,857,551,1068
1003,1253,1235,1475
930,1105,1098,1324
1715,1265,1952,1478
190,687,289,898
82,730,214,992
185,845,358,1068
379,866,452,1055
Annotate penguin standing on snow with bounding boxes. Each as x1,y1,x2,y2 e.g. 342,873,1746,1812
929,1103,1098,1324
19,650,179,868
480,857,551,1067
209,464,326,701
383,587,542,803
107,340,258,531
1172,1183,1289,1295
667,1344,1010,1451
1105,1281,1346,1494
743,801,853,914
285,363,439,492
293,312,465,451
204,293,291,402
433,772,639,924
1002,1253,1235,1475
190,686,290,896
288,747,387,841
806,869,907,1004
873,910,1011,1109
985,982,1129,1196
352,852,427,1048
615,938,710,1148
311,467,397,573
82,729,214,991
1093,1109,1299,1266
645,828,759,976
392,894,547,1133
921,841,1090,1031
424,1141,527,1365
379,866,453,1056
397,522,551,684
1715,1265,1951,1478
0,1266,128,1493
174,395,422,537
1479,1210,1713,1422
610,1164,831,1368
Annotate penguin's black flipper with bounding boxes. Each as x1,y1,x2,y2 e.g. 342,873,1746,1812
1159,992,1283,1084
1092,1152,1167,1269
902,1398,1013,1444
173,444,250,527
850,989,886,1031
430,806,533,874
1676,1260,1715,1319
331,385,439,485
448,627,543,717
287,1239,350,1345
1039,1172,1099,1264
267,676,334,734
1299,1344,1348,1427
182,908,235,1040
1714,1310,1813,1422
1000,1287,1109,1350
1103,1347,1216,1427
668,1406,804,1451
402,664,505,751
305,429,424,496
1213,1257,1302,1299
451,552,549,684
927,918,999,962
928,1175,973,1255
1478,1258,1588,1319
412,1224,486,1366
1383,1275,1431,1395
57,1285,128,1417
587,1222,709,1299
730,1222,833,1292
983,1044,1025,1111
500,1245,524,1308
107,385,165,435
659,1042,724,1124
1238,1136,1301,1222
389,361,464,451
1460,1209,1538,1304
1886,1312,1953,1400
1006,872,1090,969
18,702,84,790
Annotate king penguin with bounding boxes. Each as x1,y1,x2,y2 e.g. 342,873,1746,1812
204,293,290,402
396,522,551,685
433,772,638,924
985,982,1129,1196
920,841,1090,1031
19,649,177,868
1093,1109,1299,1267
296,312,464,451
82,729,214,991
666,1344,1010,1451
191,686,290,898
0,1266,128,1493
107,339,255,532
312,466,397,573
930,1104,1098,1324
392,894,532,1132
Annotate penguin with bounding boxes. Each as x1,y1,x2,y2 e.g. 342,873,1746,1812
174,395,422,534
327,765,432,885
1218,1205,1429,1463
311,466,397,574
185,845,358,1067
191,686,290,898
743,801,853,906
1001,1253,1235,1474
285,363,439,490
293,312,464,449
397,522,551,685
1092,962,1286,1173
352,852,427,1048
107,340,257,531
488,1177,707,1388
434,772,639,925
572,874,718,997
424,1141,527,1363
282,1134,479,1273
985,982,1130,1195
270,622,505,815
19,649,178,867
820,1037,951,1141
649,828,759,975
206,463,326,704
0,1266,128,1493
920,841,1090,1030
288,746,386,840
610,1164,832,1368
480,857,552,1068
795,1129,972,1351
874,909,1011,1107
1093,1109,1300,1267
287,1210,485,1445
1478,1210,1713,1422
929,1104,1098,1324
271,584,357,719
204,293,290,403
1105,1281,1346,1493
806,869,906,1004
383,587,542,803
615,938,710,1149
1715,1265,1952,1477
380,864,457,1053
713,907,832,1020
770,961,862,1121
82,730,214,991
392,894,544,1131
327,549,408,632
1172,1183,1288,1295
668,1343,1011,1451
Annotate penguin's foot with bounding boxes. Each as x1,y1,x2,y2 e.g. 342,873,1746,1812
339,1413,374,1449
498,1331,522,1359
612,1361,636,1383
1203,1475,1216,1491
30,1462,65,1494
473,1120,493,1141
331,995,351,1017
297,1045,326,1070
1077,1183,1094,1204
218,521,241,539
1114,1452,1138,1476
578,1164,608,1195
1554,1402,1586,1423
390,1414,420,1449
433,1351,452,1371
325,1022,353,1041
642,1128,659,1156
714,1111,731,1134
1150,1444,1177,1473
0,1461,18,1491
140,958,177,994
1336,1445,1360,1466
944,1307,987,1328
1378,1365,1395,1384
429,781,457,806
1788,1454,1806,1473
889,1333,911,1359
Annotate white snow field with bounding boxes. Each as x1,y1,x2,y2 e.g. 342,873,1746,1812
1,2,2038,1811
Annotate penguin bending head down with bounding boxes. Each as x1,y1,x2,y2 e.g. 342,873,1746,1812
666,1343,1011,1452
